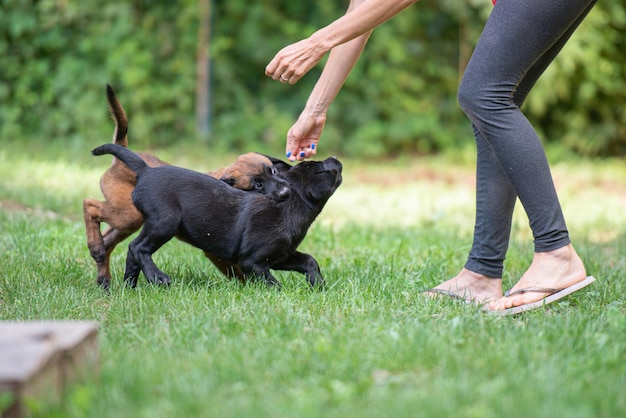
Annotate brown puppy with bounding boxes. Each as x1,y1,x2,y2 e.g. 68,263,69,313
84,85,290,289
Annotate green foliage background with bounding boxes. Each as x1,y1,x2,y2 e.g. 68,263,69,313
1,0,624,157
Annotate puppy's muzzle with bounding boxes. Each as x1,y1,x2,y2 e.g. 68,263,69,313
276,185,291,202
325,157,343,188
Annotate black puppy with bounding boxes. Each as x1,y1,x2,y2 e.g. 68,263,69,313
91,144,342,288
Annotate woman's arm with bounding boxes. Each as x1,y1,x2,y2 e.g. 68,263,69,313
266,0,419,160
266,0,418,85
280,31,370,160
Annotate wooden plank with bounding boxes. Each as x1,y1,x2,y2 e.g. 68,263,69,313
0,321,99,418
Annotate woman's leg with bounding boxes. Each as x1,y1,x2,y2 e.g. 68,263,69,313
431,0,596,305
464,0,597,271
464,124,517,279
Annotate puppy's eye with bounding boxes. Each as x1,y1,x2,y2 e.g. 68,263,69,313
254,181,264,191
271,167,277,175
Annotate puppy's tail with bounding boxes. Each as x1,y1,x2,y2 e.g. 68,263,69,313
106,84,128,147
92,144,147,176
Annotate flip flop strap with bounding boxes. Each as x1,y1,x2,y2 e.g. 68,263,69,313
424,288,464,300
505,287,561,297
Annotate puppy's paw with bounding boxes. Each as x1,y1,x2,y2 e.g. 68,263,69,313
147,272,171,287
124,275,139,288
306,269,325,290
97,276,111,290
309,278,326,290
263,277,282,289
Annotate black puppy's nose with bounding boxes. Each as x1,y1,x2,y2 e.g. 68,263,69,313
277,186,290,202
324,156,343,171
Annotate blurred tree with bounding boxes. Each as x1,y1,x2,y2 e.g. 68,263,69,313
196,0,211,137
0,0,623,157
523,1,626,156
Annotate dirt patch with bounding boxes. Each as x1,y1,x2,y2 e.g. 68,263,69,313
0,199,62,220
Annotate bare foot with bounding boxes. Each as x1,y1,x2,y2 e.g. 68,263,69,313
426,268,503,304
489,244,586,311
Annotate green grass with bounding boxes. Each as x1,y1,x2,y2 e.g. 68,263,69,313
0,139,624,418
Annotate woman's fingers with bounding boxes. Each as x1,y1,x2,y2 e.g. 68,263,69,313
266,39,327,84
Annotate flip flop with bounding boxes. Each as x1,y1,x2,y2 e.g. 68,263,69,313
423,288,488,307
424,288,469,301
494,275,596,316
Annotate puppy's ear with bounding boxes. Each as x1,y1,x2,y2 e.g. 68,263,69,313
220,176,237,187
258,153,292,173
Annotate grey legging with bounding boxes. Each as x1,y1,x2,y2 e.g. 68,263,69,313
458,0,597,278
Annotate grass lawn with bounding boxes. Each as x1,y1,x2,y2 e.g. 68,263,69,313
0,139,624,418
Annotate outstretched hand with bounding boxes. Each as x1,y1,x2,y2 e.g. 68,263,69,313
265,37,330,160
285,112,326,161
265,37,328,85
